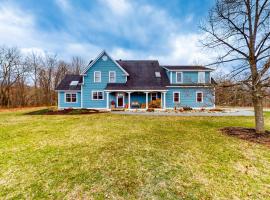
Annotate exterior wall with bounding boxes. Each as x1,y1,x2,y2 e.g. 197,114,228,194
165,87,215,108
167,71,211,84
81,53,127,108
58,91,81,108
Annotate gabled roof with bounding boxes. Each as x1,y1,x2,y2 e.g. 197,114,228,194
55,75,82,91
162,65,214,71
105,60,170,90
81,50,129,75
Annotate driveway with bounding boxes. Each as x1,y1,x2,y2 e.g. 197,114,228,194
111,109,254,116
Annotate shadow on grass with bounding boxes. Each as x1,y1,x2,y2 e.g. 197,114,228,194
25,108,109,115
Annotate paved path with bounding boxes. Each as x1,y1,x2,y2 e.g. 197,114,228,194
111,110,254,116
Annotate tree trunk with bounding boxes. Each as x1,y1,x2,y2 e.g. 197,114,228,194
253,96,265,134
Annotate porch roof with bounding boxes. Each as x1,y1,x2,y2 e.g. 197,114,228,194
105,83,167,91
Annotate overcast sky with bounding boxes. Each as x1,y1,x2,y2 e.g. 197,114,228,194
0,0,216,65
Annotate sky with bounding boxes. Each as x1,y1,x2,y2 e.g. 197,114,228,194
0,0,216,65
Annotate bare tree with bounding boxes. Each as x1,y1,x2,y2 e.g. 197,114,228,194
70,56,85,74
201,0,270,133
0,46,24,107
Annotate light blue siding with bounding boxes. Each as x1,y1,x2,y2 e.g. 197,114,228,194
81,53,127,108
166,88,215,108
58,91,81,108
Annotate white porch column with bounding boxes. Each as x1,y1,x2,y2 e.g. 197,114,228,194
128,92,131,109
160,92,162,108
163,92,166,109
106,92,110,109
145,92,149,109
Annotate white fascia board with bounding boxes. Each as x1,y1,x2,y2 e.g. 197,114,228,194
81,50,129,76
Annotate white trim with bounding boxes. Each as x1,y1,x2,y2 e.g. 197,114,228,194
55,90,81,92
106,92,110,109
173,92,180,103
109,71,116,83
163,92,166,109
145,92,149,109
92,91,104,100
162,66,214,72
176,72,183,83
170,71,172,84
82,50,129,75
105,89,168,92
94,71,101,83
196,91,204,103
116,93,125,108
58,92,60,108
166,86,213,88
65,92,78,103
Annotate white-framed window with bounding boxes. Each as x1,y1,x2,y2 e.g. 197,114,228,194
94,71,101,82
198,72,205,83
109,71,116,83
176,72,183,83
173,92,180,103
196,92,203,103
151,92,157,101
65,93,77,103
92,91,104,100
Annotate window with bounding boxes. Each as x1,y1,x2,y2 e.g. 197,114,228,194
173,92,180,103
198,72,205,83
92,91,104,100
176,72,183,83
109,71,116,83
65,93,77,103
70,81,79,86
94,71,101,82
155,72,161,78
151,93,157,101
196,92,203,103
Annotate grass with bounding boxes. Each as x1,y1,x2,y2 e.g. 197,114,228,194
0,108,270,199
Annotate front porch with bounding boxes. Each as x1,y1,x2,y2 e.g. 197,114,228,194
105,91,167,110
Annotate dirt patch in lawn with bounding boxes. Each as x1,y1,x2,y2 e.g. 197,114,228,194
26,108,109,115
221,127,270,148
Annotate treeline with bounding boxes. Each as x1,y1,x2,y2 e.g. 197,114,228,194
1,45,269,108
0,46,85,108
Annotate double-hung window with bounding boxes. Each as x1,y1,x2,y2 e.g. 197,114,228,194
94,71,101,82
173,92,180,103
92,91,104,100
65,93,77,103
196,92,203,103
176,72,183,83
109,71,116,83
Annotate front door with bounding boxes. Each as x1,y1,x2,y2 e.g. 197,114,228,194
117,95,124,107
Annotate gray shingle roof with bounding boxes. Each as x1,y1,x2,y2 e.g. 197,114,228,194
55,74,82,90
162,65,213,71
106,60,170,90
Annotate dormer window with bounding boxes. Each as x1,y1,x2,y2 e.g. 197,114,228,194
176,72,183,83
109,71,116,83
94,71,101,82
198,72,205,83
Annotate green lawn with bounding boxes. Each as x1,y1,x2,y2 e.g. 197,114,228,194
0,109,270,199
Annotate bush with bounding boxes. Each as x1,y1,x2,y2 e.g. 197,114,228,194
149,99,161,108
141,103,146,109
147,108,155,112
183,106,193,111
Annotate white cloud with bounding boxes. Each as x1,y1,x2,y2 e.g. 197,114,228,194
0,0,217,67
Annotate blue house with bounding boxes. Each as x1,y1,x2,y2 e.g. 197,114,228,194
56,50,215,110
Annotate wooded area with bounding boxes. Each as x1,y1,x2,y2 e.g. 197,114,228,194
0,46,85,108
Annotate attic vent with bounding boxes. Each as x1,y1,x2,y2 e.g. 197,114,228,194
155,72,161,78
70,81,79,86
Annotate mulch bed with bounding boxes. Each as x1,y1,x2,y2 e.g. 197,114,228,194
220,127,270,148
26,108,109,115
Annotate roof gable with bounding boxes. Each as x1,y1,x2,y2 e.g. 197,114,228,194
81,50,129,75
